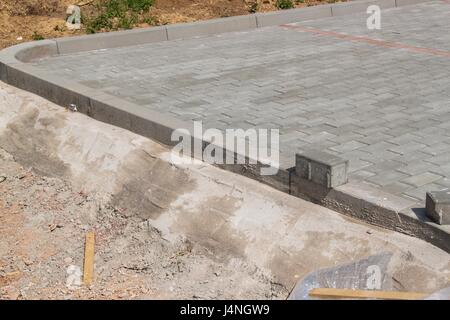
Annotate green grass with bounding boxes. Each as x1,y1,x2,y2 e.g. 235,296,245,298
32,31,45,41
85,0,155,33
248,1,259,13
276,0,295,10
126,0,154,12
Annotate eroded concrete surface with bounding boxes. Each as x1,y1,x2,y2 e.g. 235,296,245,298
0,82,449,298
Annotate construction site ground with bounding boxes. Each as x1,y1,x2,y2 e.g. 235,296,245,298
0,82,448,299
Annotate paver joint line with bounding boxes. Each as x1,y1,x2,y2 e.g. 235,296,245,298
280,24,450,58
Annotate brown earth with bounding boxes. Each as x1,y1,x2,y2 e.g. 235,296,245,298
0,0,343,49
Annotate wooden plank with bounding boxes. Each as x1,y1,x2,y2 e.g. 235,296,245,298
309,288,427,300
83,231,95,286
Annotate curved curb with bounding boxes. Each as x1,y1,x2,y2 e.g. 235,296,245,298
1,0,448,252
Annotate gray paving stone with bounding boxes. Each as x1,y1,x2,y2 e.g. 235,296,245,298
401,172,443,188
397,161,440,176
329,140,367,153
402,183,447,202
383,181,414,195
366,170,410,187
348,170,377,182
388,141,428,155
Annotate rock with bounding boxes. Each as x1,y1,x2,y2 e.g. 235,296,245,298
23,257,33,266
64,257,73,264
66,265,82,290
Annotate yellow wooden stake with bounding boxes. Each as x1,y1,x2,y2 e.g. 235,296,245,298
309,288,427,300
83,231,95,286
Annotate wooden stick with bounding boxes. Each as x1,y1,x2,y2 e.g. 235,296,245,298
309,288,427,300
83,231,95,286
77,0,94,6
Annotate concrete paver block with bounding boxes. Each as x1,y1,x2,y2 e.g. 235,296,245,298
296,150,349,188
426,191,450,225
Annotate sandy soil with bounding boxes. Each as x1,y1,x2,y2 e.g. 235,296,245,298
0,81,448,300
0,148,282,299
0,0,344,49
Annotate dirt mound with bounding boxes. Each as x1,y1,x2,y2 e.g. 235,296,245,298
153,0,249,19
0,0,74,49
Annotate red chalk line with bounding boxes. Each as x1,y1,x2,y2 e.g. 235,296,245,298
280,24,450,58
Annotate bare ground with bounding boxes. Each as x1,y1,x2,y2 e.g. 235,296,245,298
0,148,281,299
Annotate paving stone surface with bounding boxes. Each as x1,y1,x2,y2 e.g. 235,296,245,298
34,1,450,203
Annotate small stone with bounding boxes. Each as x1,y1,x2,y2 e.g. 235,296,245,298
64,257,73,264
16,173,26,180
23,258,33,266
66,265,82,289
7,289,20,300
49,223,63,232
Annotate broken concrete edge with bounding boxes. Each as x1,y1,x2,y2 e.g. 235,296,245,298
0,0,435,62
